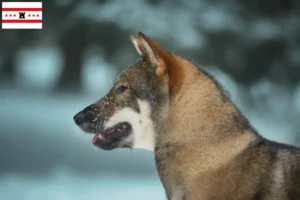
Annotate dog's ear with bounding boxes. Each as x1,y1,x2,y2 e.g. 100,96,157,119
129,34,145,56
129,32,169,77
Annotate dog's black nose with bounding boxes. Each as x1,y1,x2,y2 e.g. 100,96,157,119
73,112,85,126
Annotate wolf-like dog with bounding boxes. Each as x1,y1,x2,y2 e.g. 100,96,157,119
73,32,300,200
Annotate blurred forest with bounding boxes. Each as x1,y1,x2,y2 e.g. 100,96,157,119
1,0,300,91
0,0,300,199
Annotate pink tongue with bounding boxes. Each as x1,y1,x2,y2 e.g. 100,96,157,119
93,134,105,143
92,135,99,144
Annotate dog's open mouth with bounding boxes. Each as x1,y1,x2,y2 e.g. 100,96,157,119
92,122,132,148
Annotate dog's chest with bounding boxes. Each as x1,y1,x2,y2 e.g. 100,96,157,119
155,149,187,199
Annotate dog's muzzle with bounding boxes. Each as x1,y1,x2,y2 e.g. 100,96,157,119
73,112,85,126
73,105,99,133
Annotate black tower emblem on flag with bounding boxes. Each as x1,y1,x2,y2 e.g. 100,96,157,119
19,12,25,19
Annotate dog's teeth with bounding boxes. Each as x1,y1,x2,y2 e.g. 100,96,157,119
122,125,126,129
117,128,121,131
98,134,103,139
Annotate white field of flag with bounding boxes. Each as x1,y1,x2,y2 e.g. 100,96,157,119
2,2,42,29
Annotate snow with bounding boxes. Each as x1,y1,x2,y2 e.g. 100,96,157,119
73,0,205,49
206,66,300,146
294,83,300,113
250,20,282,40
82,48,118,94
200,5,242,32
15,47,63,90
14,46,118,94
0,169,165,200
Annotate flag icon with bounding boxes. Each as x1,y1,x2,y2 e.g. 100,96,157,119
2,2,42,29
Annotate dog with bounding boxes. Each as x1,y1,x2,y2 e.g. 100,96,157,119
73,32,300,200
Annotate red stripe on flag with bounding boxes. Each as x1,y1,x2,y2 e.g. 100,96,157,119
2,20,42,23
2,8,42,11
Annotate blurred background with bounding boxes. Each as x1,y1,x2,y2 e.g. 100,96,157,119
0,0,300,199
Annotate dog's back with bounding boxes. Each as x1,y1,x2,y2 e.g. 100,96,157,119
247,141,300,200
186,140,300,200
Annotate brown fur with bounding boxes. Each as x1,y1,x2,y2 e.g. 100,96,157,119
74,32,300,200
135,33,300,200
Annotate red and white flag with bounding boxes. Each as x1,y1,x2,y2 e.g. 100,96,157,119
2,2,42,29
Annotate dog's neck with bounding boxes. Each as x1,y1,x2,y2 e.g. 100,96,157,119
154,57,259,199
156,62,258,151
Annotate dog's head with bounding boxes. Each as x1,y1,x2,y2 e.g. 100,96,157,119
73,32,174,151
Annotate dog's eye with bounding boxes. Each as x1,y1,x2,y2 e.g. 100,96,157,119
115,85,128,94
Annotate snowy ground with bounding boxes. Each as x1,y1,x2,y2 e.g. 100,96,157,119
0,171,165,200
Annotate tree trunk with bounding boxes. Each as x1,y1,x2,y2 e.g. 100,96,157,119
1,46,17,84
56,22,86,92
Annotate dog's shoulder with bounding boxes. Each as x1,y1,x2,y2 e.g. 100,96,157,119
260,139,300,152
254,139,300,198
